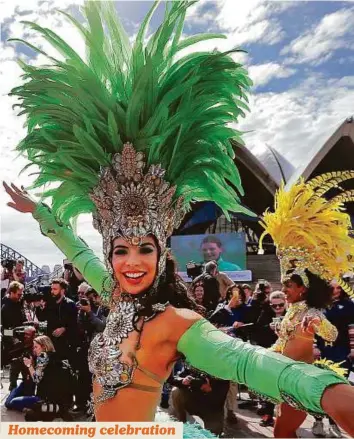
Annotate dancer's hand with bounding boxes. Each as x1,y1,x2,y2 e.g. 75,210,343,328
301,316,320,335
3,182,36,214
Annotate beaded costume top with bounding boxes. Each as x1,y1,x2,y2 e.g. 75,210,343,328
271,301,338,354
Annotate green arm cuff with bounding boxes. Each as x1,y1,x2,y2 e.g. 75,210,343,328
177,319,347,414
32,203,113,299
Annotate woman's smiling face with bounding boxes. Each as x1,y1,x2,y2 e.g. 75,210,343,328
111,236,158,295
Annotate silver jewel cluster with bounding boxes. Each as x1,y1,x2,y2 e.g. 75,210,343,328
88,294,167,404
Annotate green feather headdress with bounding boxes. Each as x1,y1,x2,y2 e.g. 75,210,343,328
10,0,253,243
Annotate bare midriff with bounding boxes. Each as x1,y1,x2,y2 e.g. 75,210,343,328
283,327,314,364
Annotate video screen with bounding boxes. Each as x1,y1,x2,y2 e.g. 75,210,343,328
170,233,247,276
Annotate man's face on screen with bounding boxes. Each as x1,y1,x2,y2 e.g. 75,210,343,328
201,242,222,262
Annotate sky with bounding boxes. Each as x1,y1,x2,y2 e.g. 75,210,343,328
1,0,354,269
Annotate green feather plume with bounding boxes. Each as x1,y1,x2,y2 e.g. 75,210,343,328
10,0,254,224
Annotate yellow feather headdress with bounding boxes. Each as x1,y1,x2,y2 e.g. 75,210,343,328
258,171,354,297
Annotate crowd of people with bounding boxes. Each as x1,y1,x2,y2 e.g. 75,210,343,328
1,257,353,437
1,261,109,421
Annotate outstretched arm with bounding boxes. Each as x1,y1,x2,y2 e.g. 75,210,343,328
177,319,354,436
4,182,113,298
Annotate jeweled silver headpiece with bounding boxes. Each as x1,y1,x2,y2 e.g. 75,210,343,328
90,143,185,277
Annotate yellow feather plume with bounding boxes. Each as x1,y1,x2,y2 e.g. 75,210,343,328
259,173,354,297
314,359,348,378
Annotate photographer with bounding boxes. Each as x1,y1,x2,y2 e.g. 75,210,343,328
191,261,220,313
253,291,287,427
37,279,78,362
7,326,37,392
63,259,84,301
247,279,272,327
186,261,204,280
5,329,39,413
77,282,91,303
23,288,42,327
170,364,229,436
1,259,26,285
8,335,74,420
1,259,12,296
209,285,251,340
75,288,108,412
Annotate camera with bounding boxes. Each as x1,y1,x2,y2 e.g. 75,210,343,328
80,298,90,306
1,325,31,366
1,258,16,271
186,262,203,279
24,287,44,304
63,259,73,271
187,373,208,391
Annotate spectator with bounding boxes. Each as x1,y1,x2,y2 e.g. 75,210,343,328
1,281,25,329
190,282,204,307
37,279,78,362
63,260,84,301
312,281,354,438
188,283,208,317
215,269,235,302
1,259,11,294
209,285,250,337
23,290,40,327
170,364,230,436
237,281,272,411
75,288,107,411
241,284,253,305
77,282,91,303
88,290,109,324
247,279,272,331
253,291,287,348
192,261,220,313
317,281,354,371
254,291,287,427
1,259,26,285
13,259,26,285
209,285,251,425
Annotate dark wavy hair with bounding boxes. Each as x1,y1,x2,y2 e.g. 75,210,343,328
136,252,202,318
156,253,200,309
289,269,332,309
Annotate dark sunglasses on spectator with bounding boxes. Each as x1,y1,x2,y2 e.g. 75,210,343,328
271,303,285,308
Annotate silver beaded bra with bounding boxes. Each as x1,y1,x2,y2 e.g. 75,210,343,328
88,293,168,404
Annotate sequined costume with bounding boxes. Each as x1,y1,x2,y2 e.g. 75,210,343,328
8,0,353,434
271,301,338,354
